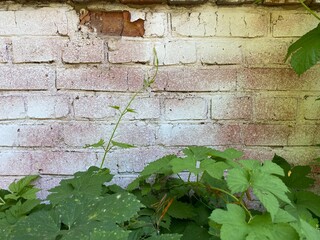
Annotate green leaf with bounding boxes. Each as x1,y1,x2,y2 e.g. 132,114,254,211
10,209,61,240
181,223,211,240
48,167,113,205
84,139,105,148
110,105,120,110
210,204,299,240
200,160,229,179
148,234,182,240
7,175,39,200
226,168,250,193
167,200,196,219
111,140,135,149
286,23,320,75
127,108,137,113
170,157,201,175
295,191,320,217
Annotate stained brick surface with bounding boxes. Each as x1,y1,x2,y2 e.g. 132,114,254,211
0,2,319,191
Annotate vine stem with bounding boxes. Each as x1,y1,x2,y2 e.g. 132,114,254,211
194,182,253,221
99,50,158,169
299,0,320,21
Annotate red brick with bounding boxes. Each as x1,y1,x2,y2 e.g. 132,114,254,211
242,124,293,146
0,38,10,62
0,66,55,90
254,96,297,121
62,38,105,63
157,123,241,146
0,124,63,147
164,97,208,120
197,40,243,64
242,147,275,161
165,67,237,92
12,37,66,63
26,95,70,119
108,40,152,63
73,95,116,119
0,96,26,120
237,68,320,91
274,147,320,165
56,66,128,91
211,95,252,120
288,125,320,146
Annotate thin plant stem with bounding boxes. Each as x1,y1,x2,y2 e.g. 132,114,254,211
299,0,320,21
99,50,158,169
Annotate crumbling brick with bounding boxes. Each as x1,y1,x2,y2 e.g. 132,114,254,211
79,9,145,37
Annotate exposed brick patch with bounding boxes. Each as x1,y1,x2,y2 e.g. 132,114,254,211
157,123,241,146
164,97,208,120
80,10,145,37
62,38,104,63
254,95,297,121
242,124,293,146
211,95,252,120
0,66,55,91
56,66,128,91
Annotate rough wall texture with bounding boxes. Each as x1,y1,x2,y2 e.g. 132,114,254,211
0,0,320,195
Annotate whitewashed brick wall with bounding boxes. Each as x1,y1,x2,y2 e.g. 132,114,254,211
0,1,319,195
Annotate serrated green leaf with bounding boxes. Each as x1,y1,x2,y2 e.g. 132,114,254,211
226,168,250,193
111,140,135,149
170,157,201,175
210,148,243,162
48,167,113,205
5,199,41,224
295,191,320,217
210,204,299,240
286,23,320,75
84,139,105,148
200,160,229,179
127,155,176,191
261,160,285,176
210,204,248,240
290,219,320,240
7,175,39,200
253,188,280,220
10,209,61,240
167,200,196,219
183,146,215,161
273,208,297,224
